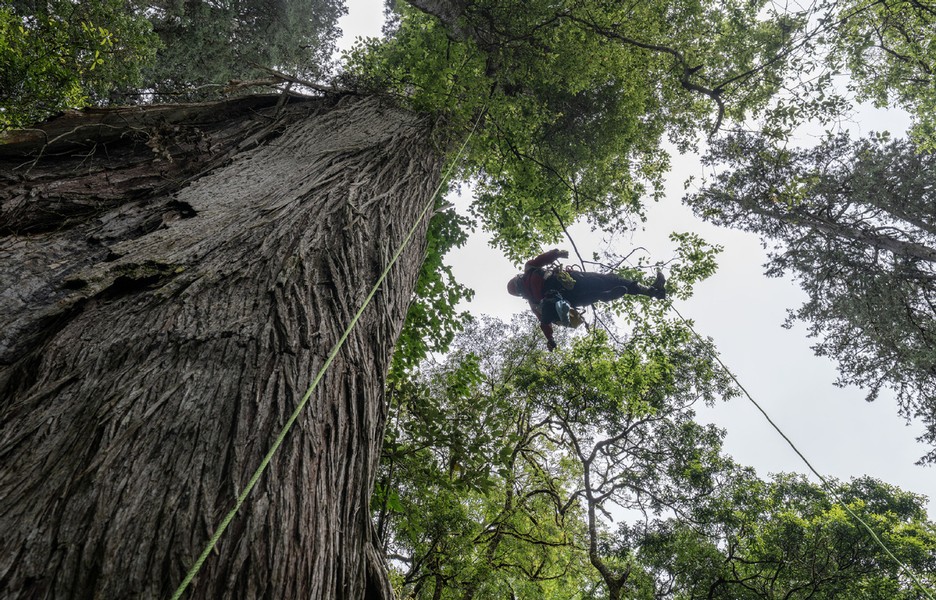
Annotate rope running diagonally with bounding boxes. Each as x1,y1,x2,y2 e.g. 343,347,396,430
668,303,935,600
170,108,486,600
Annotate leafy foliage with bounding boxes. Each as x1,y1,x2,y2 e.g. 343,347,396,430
376,316,936,599
640,474,936,598
0,0,157,128
134,0,345,100
686,131,936,463
376,317,593,598
343,0,805,260
2,0,346,123
829,0,936,149
516,323,737,600
390,201,475,381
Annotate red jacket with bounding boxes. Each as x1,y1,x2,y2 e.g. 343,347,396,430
517,249,565,344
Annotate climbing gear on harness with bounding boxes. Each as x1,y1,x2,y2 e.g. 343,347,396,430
567,306,585,328
553,267,575,290
541,291,584,328
556,296,571,326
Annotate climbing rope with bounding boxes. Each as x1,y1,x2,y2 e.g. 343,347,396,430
668,303,935,600
170,109,486,600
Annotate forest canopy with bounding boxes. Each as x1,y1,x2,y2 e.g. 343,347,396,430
377,317,936,599
3,0,936,597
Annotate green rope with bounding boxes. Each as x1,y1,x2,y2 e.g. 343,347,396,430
170,110,485,600
669,303,935,600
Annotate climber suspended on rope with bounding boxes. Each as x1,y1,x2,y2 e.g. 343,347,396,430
507,248,666,351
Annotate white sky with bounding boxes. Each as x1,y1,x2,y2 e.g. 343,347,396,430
336,1,936,514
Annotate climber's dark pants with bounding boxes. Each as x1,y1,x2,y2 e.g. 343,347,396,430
545,271,642,307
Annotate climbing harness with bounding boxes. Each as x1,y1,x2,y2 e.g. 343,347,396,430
552,265,576,290
536,263,585,328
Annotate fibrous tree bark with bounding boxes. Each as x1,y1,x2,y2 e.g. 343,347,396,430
0,93,444,599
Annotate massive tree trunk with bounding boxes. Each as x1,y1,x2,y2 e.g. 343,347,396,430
0,93,444,599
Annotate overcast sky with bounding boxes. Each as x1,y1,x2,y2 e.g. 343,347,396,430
336,1,935,514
